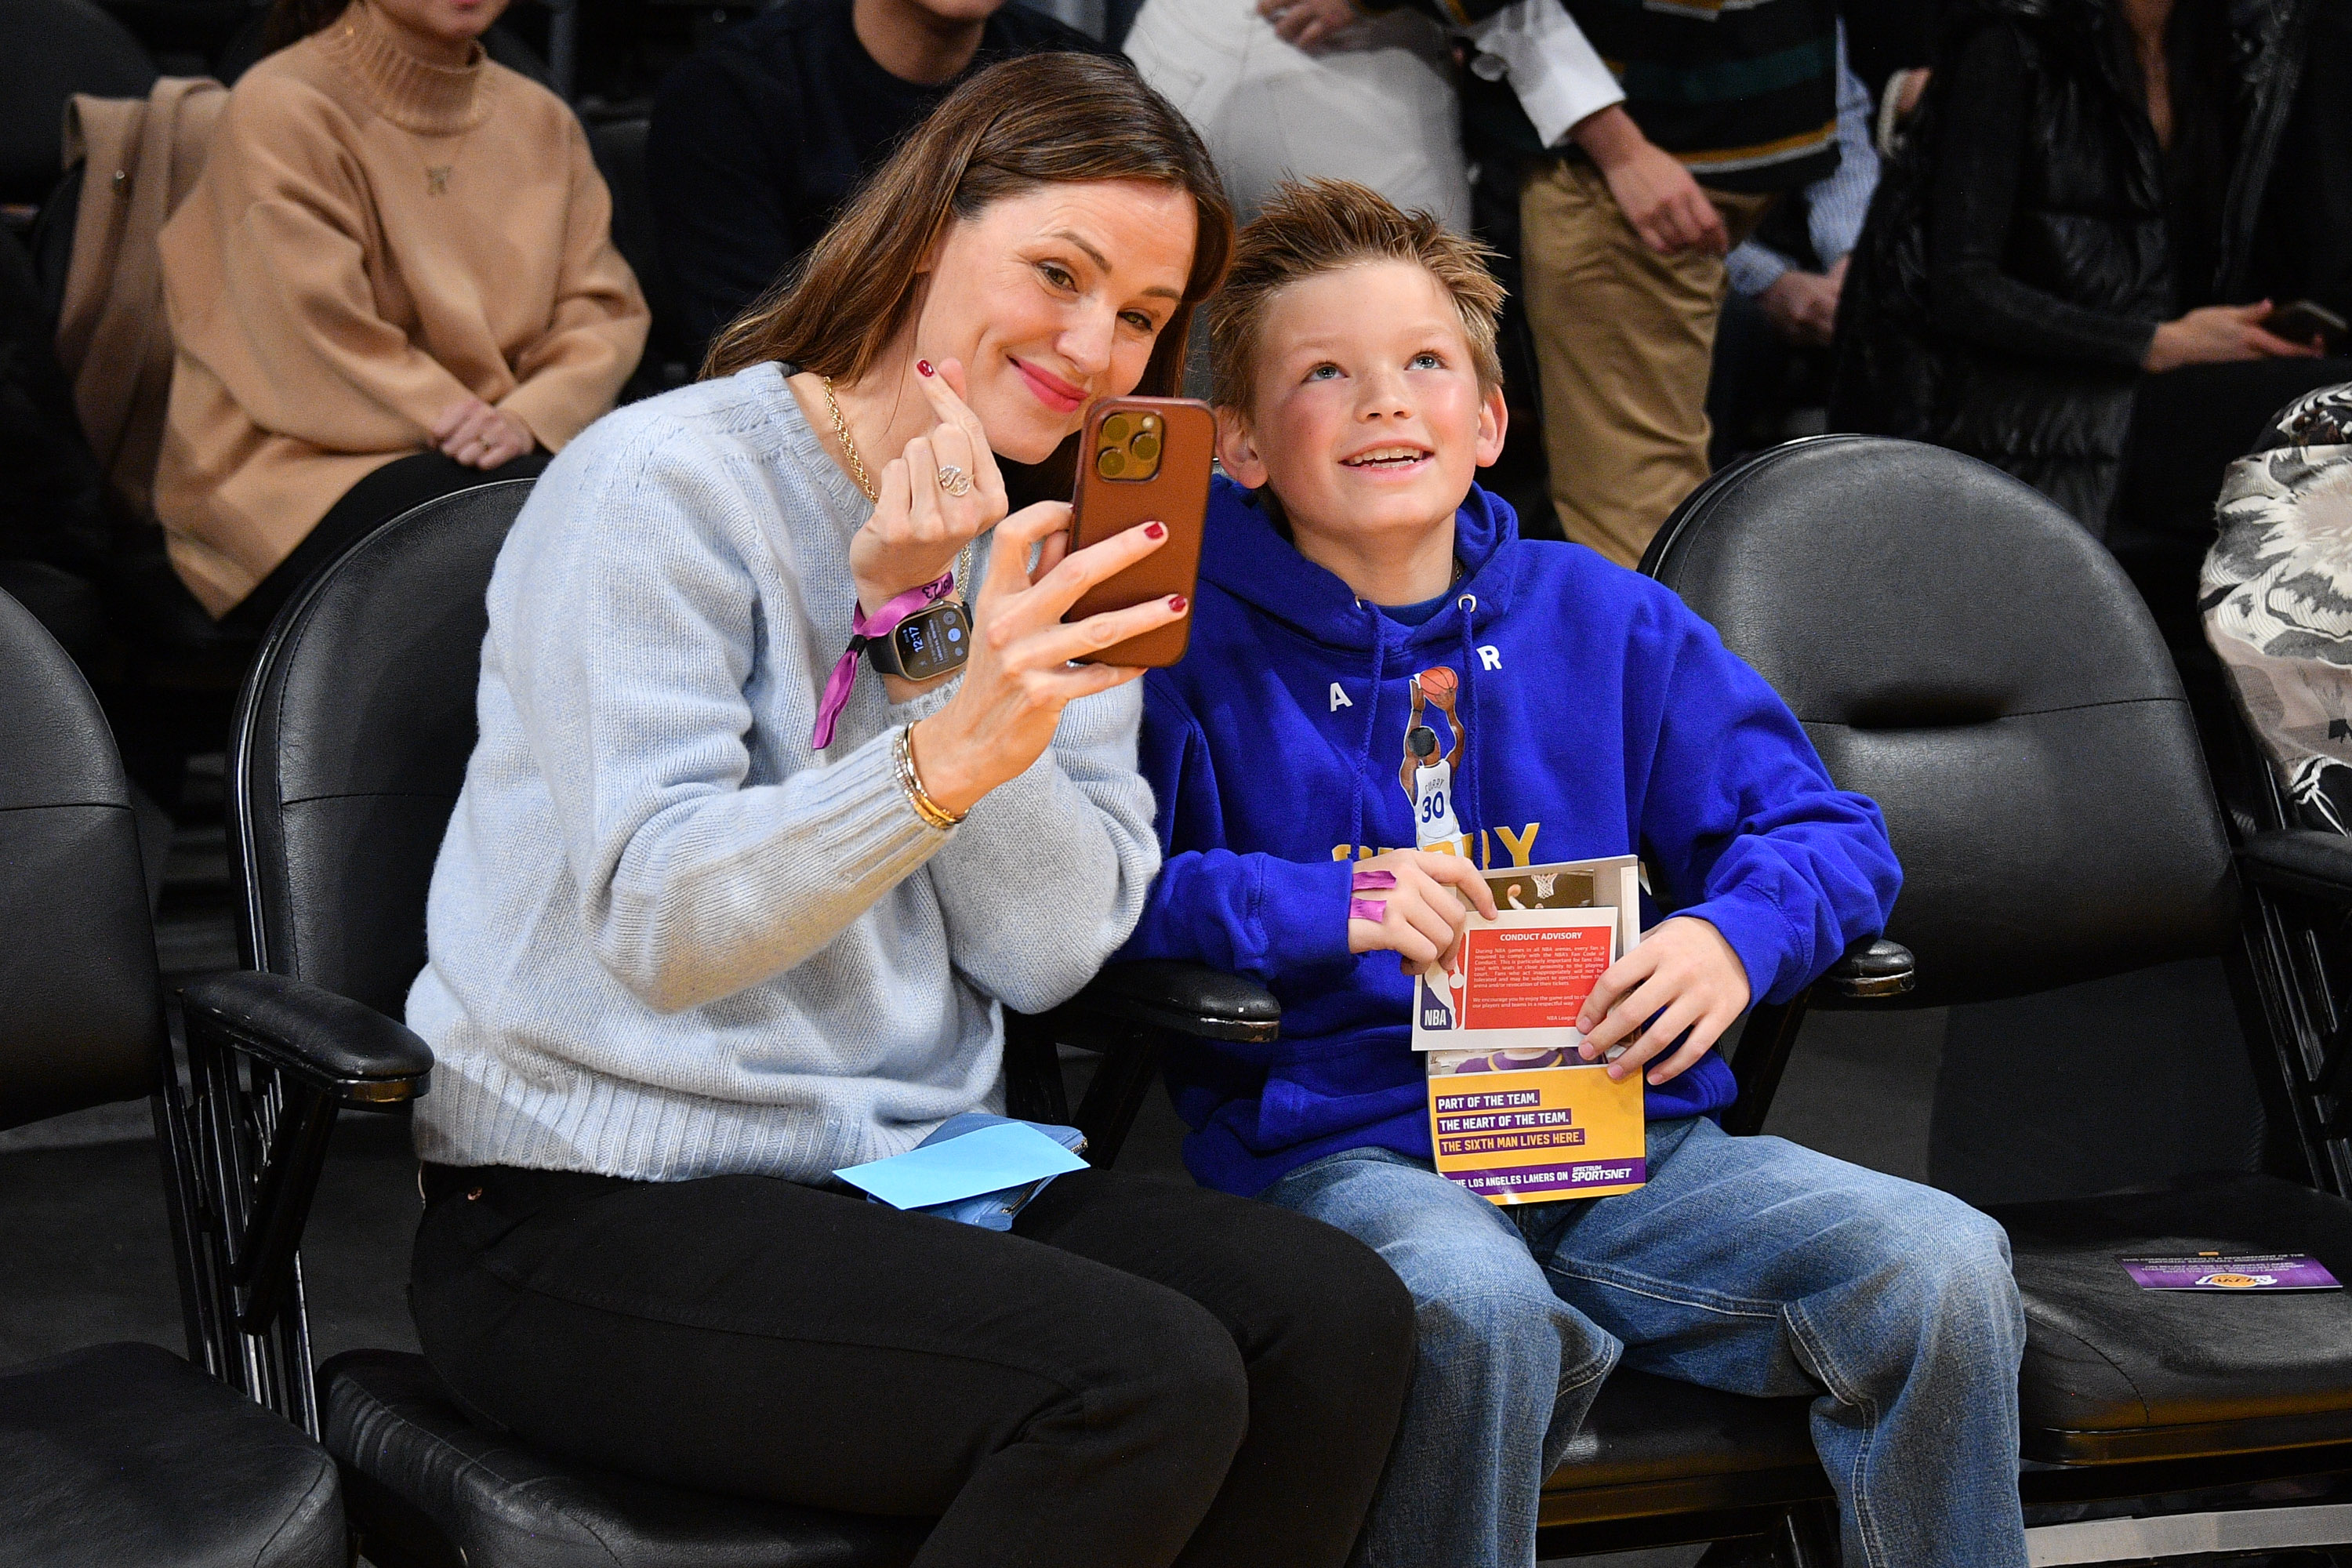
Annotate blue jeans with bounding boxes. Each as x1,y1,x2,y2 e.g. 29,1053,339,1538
1261,1116,2027,1568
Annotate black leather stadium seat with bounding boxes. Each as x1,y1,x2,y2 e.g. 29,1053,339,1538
1540,1371,1825,1541
2004,1174,2352,1464
0,586,348,1568
1640,435,2352,1547
584,115,692,397
323,1352,930,1568
0,1343,343,1567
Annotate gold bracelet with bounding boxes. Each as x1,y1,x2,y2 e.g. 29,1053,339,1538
895,724,966,831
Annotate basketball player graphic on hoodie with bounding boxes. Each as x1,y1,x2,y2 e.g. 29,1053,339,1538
1400,668,1467,853
1405,668,1472,1033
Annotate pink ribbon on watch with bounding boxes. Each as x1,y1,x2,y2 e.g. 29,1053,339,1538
1348,867,1396,925
810,569,956,750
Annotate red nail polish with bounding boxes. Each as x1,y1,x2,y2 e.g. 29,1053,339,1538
1168,594,1188,613
916,360,934,377
1144,521,1167,539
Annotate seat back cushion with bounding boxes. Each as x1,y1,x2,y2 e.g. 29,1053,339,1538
233,481,531,1014
0,587,160,1130
1644,437,2238,1009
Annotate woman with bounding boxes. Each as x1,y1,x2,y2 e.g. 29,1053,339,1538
1831,0,2343,537
402,53,1415,1567
154,0,648,628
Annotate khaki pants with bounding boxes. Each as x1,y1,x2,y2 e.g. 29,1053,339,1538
1519,159,1774,566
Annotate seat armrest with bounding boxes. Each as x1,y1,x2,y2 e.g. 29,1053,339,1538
179,971,433,1107
2241,829,2352,904
1823,936,1915,1000
1055,961,1280,1044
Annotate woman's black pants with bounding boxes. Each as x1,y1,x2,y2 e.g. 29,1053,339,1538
411,1160,1417,1568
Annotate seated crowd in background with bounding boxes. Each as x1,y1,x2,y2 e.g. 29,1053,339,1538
1834,0,2351,546
154,0,645,630
13,0,2349,672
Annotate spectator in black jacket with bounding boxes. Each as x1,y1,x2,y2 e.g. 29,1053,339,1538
648,0,1116,366
1832,0,2347,539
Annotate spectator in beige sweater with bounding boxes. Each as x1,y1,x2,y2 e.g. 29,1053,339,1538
156,0,648,626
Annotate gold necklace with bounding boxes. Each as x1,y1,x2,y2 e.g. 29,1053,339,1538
822,376,877,502
822,375,980,601
343,2,483,194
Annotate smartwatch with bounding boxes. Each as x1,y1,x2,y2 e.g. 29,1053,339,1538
865,598,971,681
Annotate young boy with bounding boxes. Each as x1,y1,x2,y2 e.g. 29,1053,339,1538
1120,180,2028,1568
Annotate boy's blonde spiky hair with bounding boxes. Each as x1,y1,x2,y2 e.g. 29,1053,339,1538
1204,178,1507,416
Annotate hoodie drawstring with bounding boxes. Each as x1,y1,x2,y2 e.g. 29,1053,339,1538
1346,626,1387,860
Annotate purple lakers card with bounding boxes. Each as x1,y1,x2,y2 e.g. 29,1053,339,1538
2119,1254,2343,1291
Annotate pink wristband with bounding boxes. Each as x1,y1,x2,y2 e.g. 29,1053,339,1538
811,570,956,750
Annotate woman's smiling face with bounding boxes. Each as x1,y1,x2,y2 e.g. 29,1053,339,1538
914,180,1199,464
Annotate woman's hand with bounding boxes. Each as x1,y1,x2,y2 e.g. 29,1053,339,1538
434,396,535,469
1346,849,1499,975
1573,916,1750,1086
1570,106,1729,258
2143,302,2324,373
905,498,1189,818
1258,0,1362,49
848,360,1011,617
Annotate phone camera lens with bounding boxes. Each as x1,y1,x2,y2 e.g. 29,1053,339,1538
1101,414,1133,444
1130,431,1161,463
1097,448,1127,478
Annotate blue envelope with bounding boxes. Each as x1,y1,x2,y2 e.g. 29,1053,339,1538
836,1114,1089,1230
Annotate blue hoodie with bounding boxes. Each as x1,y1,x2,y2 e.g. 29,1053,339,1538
1120,477,1901,1198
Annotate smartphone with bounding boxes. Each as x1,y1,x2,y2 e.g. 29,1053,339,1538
2264,299,2348,350
1063,397,1214,667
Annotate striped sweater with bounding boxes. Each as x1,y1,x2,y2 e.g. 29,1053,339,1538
1431,0,1843,193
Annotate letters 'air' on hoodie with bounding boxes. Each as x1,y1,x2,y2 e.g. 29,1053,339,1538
1120,476,1901,1198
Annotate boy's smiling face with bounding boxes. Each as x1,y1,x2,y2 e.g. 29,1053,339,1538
1218,259,1506,568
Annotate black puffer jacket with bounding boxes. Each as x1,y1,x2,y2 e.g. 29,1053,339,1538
1830,0,2313,530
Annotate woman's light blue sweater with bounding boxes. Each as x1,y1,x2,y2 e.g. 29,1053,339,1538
406,365,1161,1181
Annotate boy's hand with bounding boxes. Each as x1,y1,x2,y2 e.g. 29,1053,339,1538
1574,916,1750,1085
1348,850,1499,975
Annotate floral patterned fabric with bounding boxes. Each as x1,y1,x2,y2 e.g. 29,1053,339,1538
2205,383,2352,832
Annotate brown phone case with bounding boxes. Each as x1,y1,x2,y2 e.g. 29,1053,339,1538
1063,397,1215,667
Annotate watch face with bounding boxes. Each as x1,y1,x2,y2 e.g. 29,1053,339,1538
894,602,971,681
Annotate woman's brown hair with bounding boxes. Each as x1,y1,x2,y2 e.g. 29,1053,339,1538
703,52,1232,402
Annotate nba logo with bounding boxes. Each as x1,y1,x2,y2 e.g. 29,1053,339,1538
1419,973,1454,1030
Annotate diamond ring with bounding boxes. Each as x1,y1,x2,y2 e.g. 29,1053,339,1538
937,465,975,497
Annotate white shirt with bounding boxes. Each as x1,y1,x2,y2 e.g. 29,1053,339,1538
1460,0,1622,150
